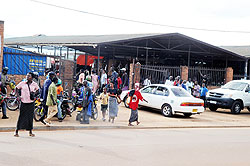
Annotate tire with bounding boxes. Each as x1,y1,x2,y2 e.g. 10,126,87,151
59,109,67,120
161,104,173,117
209,105,218,112
231,101,242,114
34,107,44,122
124,95,130,108
6,98,19,111
183,113,192,117
92,106,98,120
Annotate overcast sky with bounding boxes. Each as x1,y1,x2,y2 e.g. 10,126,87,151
1,0,250,46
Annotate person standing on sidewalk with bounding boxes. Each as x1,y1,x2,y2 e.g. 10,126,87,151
14,72,39,137
193,81,201,98
108,82,121,123
0,81,8,119
56,79,63,122
39,72,56,124
100,69,107,93
128,83,148,126
80,80,92,124
100,87,108,121
200,83,208,108
43,77,58,126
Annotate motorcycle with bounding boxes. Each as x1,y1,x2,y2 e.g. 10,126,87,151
5,80,21,111
34,91,72,122
75,93,98,121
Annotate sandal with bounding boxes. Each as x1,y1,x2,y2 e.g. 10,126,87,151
137,121,140,125
128,123,134,126
29,133,35,137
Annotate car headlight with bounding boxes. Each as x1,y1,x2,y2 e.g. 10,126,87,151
223,94,233,98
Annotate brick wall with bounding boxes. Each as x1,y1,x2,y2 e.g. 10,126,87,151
0,21,4,71
61,59,74,92
225,67,233,83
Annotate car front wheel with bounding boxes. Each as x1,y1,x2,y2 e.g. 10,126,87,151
161,104,173,117
209,105,218,112
231,101,242,114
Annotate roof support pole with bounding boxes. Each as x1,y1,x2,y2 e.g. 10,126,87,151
59,47,62,77
54,47,56,56
97,46,101,76
226,57,228,68
244,59,248,80
146,40,148,66
188,45,191,67
74,49,77,77
66,47,69,59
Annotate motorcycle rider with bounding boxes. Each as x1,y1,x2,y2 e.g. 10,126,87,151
33,72,41,88
0,67,9,88
56,79,63,122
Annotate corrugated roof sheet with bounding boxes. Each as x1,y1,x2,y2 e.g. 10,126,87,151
4,33,162,45
220,46,250,58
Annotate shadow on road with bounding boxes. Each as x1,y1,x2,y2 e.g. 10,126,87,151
138,106,196,119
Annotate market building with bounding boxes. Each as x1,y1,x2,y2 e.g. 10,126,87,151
2,20,250,90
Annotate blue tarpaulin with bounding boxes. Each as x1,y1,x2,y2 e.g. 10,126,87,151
3,47,47,75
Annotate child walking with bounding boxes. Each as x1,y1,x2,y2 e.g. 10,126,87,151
100,87,108,121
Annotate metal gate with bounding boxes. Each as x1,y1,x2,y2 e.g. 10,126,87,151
140,65,181,84
188,67,226,86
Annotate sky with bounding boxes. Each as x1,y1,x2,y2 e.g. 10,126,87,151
1,0,250,46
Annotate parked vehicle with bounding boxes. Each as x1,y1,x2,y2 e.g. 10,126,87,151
75,94,98,121
121,84,204,117
207,80,250,114
34,91,73,122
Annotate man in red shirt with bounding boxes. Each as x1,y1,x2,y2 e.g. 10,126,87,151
128,83,148,126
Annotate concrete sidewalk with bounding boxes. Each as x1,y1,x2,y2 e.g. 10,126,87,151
1,103,250,132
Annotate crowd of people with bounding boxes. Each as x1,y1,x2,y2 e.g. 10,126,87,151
143,75,209,105
0,64,210,137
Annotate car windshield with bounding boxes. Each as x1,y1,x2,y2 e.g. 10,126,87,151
171,88,190,97
222,82,247,91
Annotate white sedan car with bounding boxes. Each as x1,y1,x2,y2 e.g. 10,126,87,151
120,84,204,117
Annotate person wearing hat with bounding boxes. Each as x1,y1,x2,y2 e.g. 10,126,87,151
39,71,56,124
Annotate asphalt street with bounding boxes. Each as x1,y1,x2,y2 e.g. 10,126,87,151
1,128,250,166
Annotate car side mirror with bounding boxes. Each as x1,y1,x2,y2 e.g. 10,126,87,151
245,89,250,93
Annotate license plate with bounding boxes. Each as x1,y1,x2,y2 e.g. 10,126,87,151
209,101,217,104
192,109,198,113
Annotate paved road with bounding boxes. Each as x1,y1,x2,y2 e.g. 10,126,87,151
2,103,250,130
1,128,250,166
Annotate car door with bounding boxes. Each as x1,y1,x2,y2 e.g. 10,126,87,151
151,86,170,109
140,86,157,107
243,84,250,106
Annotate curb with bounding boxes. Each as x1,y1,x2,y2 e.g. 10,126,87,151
1,125,250,132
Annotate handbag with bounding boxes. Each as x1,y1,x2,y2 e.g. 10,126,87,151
27,83,35,100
